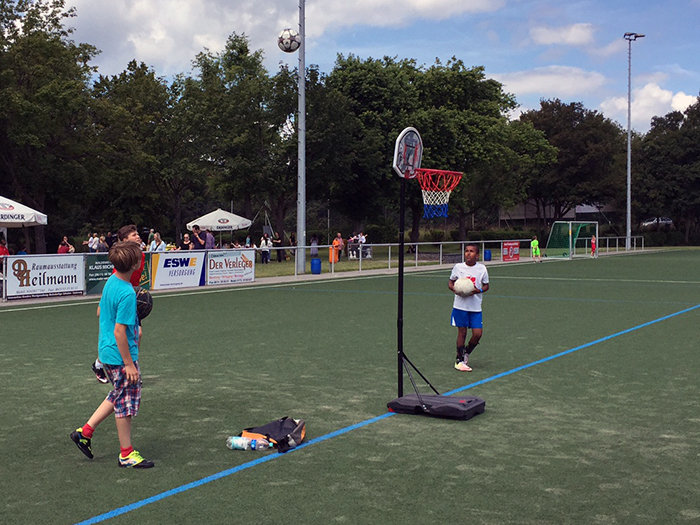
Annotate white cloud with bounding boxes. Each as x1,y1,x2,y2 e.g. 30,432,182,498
493,66,606,98
599,83,697,130
530,23,595,46
672,92,697,111
590,38,626,58
67,0,506,76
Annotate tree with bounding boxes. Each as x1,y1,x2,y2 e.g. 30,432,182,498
638,97,700,242
326,55,420,231
186,34,296,239
0,0,98,252
520,99,626,227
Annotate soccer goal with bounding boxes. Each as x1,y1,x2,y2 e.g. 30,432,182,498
545,221,599,259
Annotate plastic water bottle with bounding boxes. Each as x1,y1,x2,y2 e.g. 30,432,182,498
226,436,273,451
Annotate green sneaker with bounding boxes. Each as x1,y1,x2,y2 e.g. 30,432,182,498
70,428,94,459
118,450,155,469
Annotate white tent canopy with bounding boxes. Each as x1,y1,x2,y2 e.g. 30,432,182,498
0,196,48,228
186,209,252,232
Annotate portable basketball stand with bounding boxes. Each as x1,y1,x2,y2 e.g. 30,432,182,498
387,127,485,421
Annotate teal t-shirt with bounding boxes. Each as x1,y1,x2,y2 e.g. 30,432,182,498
98,274,139,365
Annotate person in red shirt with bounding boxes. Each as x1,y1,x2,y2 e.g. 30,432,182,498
58,236,75,254
0,237,9,258
92,225,146,383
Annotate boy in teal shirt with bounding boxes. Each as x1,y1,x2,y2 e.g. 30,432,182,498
71,241,154,468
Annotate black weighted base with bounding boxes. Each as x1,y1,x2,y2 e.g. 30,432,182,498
387,394,485,420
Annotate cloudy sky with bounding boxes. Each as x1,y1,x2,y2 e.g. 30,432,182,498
66,0,699,132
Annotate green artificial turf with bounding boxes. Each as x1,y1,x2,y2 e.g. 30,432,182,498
2,249,700,524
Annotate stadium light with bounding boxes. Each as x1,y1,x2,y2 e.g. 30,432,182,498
296,0,307,273
624,32,644,251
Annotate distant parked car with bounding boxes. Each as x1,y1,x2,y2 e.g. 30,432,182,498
641,217,673,228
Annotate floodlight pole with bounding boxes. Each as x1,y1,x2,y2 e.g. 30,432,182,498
296,0,307,273
624,32,644,251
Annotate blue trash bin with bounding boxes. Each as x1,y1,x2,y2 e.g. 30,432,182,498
483,249,492,261
311,258,322,274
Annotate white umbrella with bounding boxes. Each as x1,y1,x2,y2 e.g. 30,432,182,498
0,196,48,227
186,209,252,232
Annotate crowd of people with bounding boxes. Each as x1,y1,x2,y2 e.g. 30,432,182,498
9,227,374,260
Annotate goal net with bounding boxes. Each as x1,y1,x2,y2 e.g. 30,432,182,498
545,221,599,259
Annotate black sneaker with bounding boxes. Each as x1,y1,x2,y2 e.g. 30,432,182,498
70,428,94,459
92,363,109,384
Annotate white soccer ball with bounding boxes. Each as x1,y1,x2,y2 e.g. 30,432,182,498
278,29,301,53
453,277,476,297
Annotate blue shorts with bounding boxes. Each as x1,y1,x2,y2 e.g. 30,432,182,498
451,309,483,329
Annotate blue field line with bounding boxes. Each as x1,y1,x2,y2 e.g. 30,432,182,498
444,302,700,396
74,413,394,525
74,303,700,525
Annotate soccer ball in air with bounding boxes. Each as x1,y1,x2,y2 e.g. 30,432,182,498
453,277,476,297
278,29,301,53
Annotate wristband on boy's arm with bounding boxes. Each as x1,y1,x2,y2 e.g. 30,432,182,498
479,288,484,293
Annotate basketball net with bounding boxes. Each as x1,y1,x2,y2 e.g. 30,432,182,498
415,168,463,218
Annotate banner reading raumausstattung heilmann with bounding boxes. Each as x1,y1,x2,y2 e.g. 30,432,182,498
6,254,85,299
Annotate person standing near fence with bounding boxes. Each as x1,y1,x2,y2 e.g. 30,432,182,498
191,225,206,250
273,232,284,262
259,233,272,264
531,235,542,263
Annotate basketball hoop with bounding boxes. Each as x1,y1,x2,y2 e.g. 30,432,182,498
416,168,463,218
393,127,423,179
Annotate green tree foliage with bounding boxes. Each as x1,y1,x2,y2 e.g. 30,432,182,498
0,0,98,252
187,34,296,237
638,97,700,242
520,99,626,225
413,60,554,238
325,56,548,241
325,55,419,231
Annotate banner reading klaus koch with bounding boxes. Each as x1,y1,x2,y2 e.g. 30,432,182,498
206,249,255,285
5,254,85,299
150,252,206,290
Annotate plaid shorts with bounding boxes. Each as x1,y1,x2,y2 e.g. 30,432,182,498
104,362,142,418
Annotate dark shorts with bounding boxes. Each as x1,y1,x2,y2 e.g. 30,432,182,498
104,362,142,418
451,309,483,329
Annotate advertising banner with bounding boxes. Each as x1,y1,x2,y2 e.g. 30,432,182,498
502,241,520,262
206,249,255,286
85,254,113,295
5,254,85,299
150,252,206,290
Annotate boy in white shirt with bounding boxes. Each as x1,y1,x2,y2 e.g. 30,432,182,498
448,243,489,372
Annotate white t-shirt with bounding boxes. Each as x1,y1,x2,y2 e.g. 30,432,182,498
449,262,489,312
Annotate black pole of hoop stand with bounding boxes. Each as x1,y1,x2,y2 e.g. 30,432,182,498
397,177,407,398
396,176,441,401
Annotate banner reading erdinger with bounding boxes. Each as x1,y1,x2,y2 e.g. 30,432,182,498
206,249,255,285
150,252,206,290
6,254,85,299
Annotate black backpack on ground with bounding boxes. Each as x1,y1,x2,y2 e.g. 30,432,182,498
240,417,306,453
